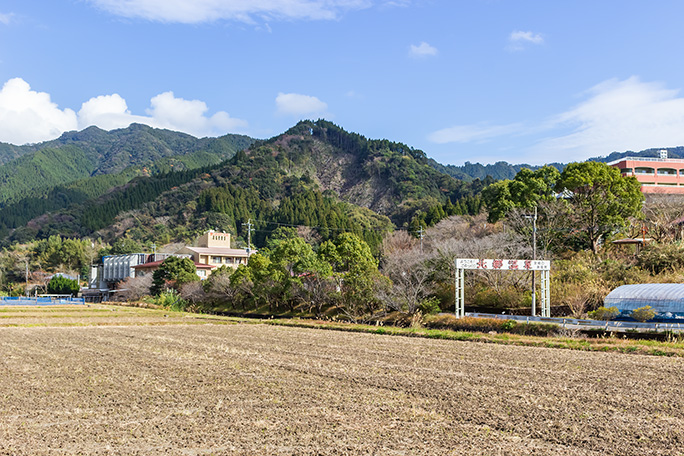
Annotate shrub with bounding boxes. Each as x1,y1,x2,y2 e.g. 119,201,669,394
631,305,656,322
637,243,684,274
424,315,558,336
587,306,619,321
47,275,79,296
154,289,188,312
418,297,441,315
471,287,529,309
151,257,199,295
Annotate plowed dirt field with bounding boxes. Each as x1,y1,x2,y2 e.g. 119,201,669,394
1,306,683,455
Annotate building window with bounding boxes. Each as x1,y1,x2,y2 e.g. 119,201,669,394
212,256,222,263
635,167,655,175
657,168,677,175
619,168,633,175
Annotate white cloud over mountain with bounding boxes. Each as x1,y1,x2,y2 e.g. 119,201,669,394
0,78,247,145
429,77,684,164
531,77,684,160
0,78,78,145
275,92,328,116
86,0,373,24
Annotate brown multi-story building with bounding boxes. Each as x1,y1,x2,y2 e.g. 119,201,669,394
175,230,254,270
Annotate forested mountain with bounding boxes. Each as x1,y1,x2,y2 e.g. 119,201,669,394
428,145,684,181
0,124,254,233
428,158,566,180
0,124,253,207
589,146,684,163
8,119,677,250
5,120,487,250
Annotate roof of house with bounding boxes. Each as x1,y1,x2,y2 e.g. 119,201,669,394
179,246,253,257
132,260,216,270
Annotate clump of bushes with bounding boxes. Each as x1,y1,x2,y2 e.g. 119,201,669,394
152,289,188,312
588,306,620,321
47,275,79,296
631,305,656,322
471,288,530,309
424,314,559,337
637,243,684,274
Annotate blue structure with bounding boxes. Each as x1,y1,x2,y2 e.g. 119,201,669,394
604,284,684,321
0,296,85,306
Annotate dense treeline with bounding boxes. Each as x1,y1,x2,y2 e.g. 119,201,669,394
0,170,137,231
80,166,214,232
2,120,491,260
0,145,97,207
197,182,390,251
0,124,254,242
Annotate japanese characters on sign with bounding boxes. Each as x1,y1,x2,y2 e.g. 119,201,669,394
455,258,550,271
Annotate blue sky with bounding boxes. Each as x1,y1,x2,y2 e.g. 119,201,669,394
1,1,684,166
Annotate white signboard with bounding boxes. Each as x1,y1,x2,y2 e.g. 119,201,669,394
455,258,550,271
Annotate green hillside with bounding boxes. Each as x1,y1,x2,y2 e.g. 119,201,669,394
0,124,255,235
0,145,98,206
4,120,486,249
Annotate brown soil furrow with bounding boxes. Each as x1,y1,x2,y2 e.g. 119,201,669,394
0,323,682,455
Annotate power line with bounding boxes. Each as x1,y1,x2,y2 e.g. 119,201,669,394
241,218,255,251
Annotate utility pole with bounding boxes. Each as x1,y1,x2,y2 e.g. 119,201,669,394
242,218,254,252
525,206,538,316
25,260,29,297
531,206,537,316
418,225,425,253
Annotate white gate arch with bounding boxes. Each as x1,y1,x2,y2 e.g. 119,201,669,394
455,258,551,318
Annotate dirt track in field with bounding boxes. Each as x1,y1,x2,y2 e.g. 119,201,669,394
1,311,683,455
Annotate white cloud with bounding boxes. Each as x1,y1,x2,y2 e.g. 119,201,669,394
428,123,521,144
275,92,328,116
409,42,438,58
507,30,544,51
78,91,247,137
0,78,248,145
532,77,684,160
0,78,78,145
145,91,247,135
428,77,684,164
78,94,145,131
86,0,373,24
0,13,13,25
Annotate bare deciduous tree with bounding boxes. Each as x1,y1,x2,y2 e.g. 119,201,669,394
380,248,433,314
180,281,207,308
115,275,152,302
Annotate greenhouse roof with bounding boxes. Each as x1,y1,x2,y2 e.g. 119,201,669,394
605,283,684,314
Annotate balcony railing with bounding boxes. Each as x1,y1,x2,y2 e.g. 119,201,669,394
607,156,684,166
